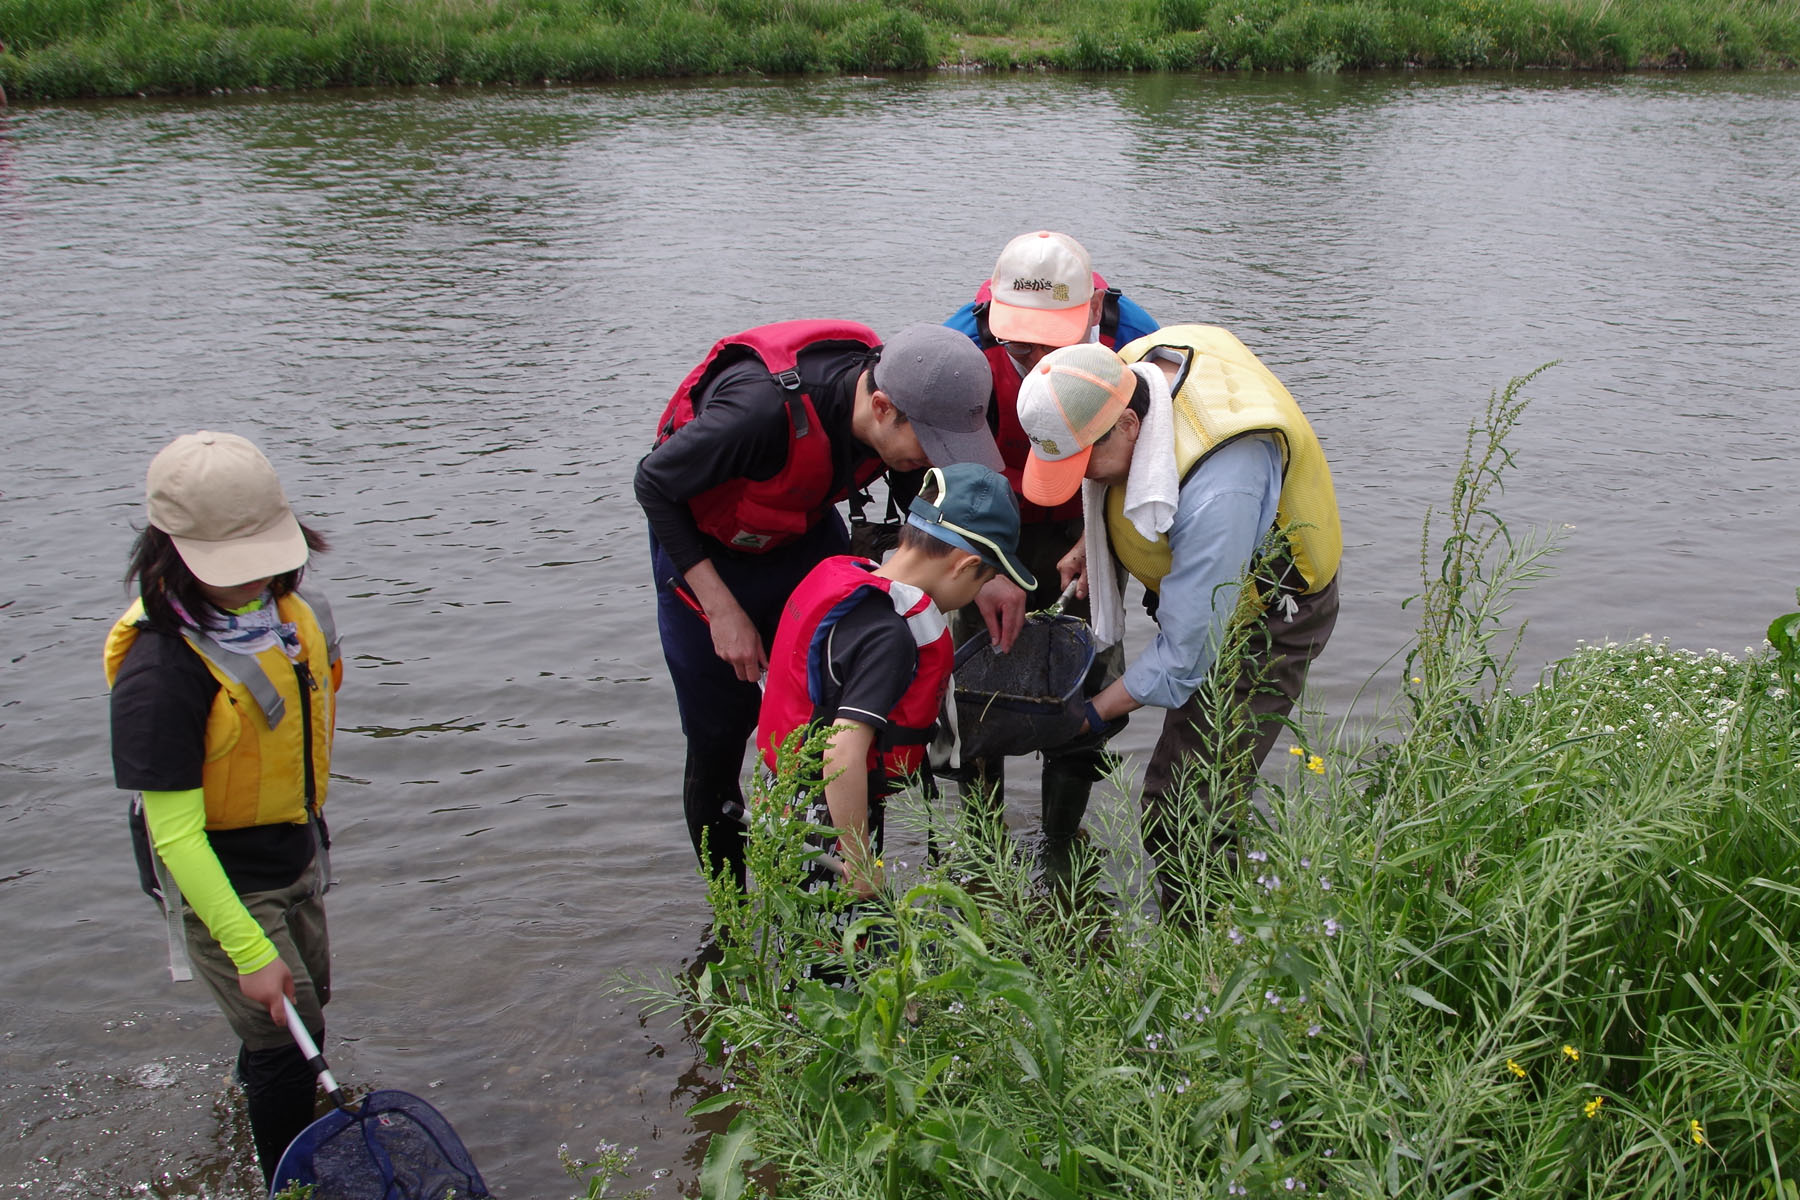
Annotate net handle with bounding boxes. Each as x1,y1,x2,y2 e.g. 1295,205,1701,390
1044,578,1080,617
284,996,351,1111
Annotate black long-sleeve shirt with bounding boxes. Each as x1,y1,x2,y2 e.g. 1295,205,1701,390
635,345,877,572
111,626,314,893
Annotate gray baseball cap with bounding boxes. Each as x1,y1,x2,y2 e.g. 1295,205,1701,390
873,324,1004,472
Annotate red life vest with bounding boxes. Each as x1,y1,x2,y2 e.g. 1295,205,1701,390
655,320,884,552
971,273,1123,524
757,557,953,786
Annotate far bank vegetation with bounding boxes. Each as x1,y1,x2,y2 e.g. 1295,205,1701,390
0,0,1796,102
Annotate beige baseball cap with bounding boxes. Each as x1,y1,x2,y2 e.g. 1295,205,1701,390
147,431,309,587
986,231,1096,348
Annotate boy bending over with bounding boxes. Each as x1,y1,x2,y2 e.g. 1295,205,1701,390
756,463,1035,896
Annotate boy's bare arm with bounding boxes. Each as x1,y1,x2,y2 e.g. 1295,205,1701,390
822,719,881,898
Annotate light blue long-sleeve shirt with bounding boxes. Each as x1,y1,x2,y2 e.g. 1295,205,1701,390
1119,433,1285,711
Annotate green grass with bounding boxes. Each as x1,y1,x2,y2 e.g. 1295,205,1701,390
0,0,1796,101
624,371,1800,1200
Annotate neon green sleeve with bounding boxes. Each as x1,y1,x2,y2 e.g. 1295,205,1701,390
141,788,280,974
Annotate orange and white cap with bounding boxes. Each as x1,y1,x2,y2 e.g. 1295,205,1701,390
986,231,1096,348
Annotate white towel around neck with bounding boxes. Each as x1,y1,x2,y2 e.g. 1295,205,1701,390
1083,361,1178,648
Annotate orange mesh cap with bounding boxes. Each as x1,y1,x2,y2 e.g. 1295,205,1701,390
1016,345,1134,506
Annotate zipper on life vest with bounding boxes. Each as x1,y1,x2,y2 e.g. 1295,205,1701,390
294,661,317,805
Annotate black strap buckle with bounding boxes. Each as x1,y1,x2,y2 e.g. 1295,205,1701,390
773,368,803,391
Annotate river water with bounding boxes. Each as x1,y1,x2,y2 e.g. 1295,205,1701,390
1,70,1796,1196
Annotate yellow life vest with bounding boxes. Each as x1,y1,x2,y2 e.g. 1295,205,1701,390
1110,325,1342,598
103,590,341,831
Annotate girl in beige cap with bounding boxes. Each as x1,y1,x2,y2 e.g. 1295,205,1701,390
102,431,343,1183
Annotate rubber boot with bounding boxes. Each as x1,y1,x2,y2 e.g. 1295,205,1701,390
240,1040,320,1184
682,747,747,891
1037,768,1095,895
1039,765,1093,845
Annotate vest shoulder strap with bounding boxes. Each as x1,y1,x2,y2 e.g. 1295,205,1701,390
296,586,341,667
179,629,287,729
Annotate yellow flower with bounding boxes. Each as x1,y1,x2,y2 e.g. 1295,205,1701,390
1584,1095,1605,1119
1506,1059,1526,1079
1411,676,1423,684
1306,755,1325,775
1562,1044,1580,1063
1690,1118,1705,1145
1289,745,1305,756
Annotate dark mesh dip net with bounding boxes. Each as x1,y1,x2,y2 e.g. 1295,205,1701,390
946,613,1097,763
270,1089,490,1199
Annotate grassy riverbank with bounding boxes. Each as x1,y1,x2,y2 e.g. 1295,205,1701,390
1,0,1796,102
628,377,1800,1200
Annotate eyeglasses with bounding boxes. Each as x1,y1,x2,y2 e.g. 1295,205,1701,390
996,339,1059,358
